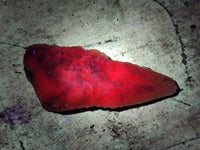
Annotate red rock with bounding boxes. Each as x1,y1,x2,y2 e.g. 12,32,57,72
24,44,179,112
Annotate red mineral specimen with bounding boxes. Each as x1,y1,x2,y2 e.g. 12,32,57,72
24,44,179,112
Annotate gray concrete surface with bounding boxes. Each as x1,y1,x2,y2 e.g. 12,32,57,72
0,0,199,149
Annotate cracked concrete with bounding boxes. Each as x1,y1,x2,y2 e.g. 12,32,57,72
153,0,191,81
0,0,200,149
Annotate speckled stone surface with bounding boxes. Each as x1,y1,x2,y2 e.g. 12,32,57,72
0,0,199,149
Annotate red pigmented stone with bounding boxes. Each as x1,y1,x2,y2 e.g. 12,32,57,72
24,44,179,112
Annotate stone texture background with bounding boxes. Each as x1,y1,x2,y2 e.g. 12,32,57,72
0,0,199,149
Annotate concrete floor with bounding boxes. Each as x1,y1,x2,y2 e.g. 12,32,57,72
0,0,200,149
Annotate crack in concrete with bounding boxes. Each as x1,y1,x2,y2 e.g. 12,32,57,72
0,42,26,49
152,0,191,83
1,37,118,50
83,37,118,48
19,140,25,150
164,135,200,149
173,98,191,107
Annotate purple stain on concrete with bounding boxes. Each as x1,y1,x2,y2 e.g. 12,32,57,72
0,105,31,125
